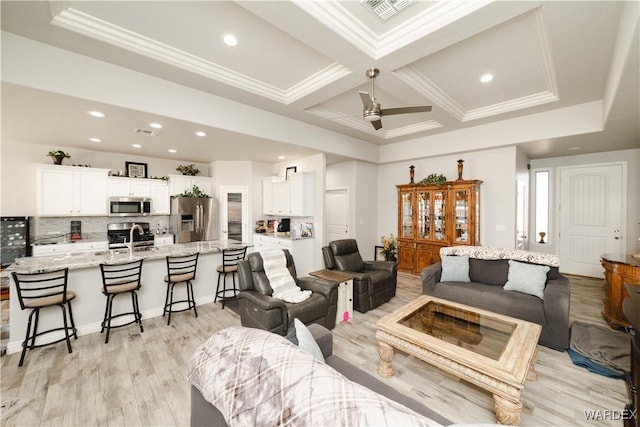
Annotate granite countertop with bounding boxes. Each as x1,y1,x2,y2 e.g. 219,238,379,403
3,240,249,275
32,233,109,245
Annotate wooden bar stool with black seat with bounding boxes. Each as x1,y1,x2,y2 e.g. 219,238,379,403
11,268,78,367
99,258,144,344
215,247,247,309
163,253,199,325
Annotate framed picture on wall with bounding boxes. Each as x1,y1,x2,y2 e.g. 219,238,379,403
126,161,148,178
285,166,297,180
374,245,385,261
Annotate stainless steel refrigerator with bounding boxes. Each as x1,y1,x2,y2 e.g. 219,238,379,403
169,197,218,243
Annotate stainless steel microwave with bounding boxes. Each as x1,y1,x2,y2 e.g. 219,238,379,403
109,197,152,216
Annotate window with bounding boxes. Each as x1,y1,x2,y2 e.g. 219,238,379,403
534,170,550,244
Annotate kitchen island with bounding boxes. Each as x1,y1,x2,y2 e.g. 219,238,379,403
3,240,248,354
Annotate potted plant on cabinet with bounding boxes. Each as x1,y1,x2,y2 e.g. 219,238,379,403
47,150,70,165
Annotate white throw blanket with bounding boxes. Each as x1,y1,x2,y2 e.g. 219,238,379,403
260,250,311,303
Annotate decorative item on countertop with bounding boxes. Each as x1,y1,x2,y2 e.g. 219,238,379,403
301,222,313,237
457,159,464,180
409,165,415,184
539,231,546,244
380,233,397,262
419,173,447,186
255,220,266,233
70,220,82,241
176,164,200,176
48,150,70,165
174,184,210,198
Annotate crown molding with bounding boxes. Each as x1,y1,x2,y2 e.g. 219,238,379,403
49,5,348,104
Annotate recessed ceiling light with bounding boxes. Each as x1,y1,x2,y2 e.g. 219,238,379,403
195,131,206,137
132,144,142,148
222,34,238,47
89,137,102,143
88,110,106,118
568,146,581,151
278,156,286,160
480,73,494,83
149,122,163,129
168,149,177,153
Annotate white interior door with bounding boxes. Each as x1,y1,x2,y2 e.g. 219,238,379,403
326,189,349,243
220,186,249,243
559,163,624,277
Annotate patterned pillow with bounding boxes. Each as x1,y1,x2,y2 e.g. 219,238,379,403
440,255,470,282
503,260,550,299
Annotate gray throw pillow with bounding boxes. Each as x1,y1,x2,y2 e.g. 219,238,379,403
293,318,325,363
503,260,550,299
440,255,470,282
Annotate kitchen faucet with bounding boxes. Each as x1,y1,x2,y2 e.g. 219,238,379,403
126,223,144,257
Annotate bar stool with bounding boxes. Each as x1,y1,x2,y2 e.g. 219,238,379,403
11,268,77,367
215,247,247,309
99,258,144,344
163,253,199,325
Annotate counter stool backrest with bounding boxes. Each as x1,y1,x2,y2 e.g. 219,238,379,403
166,253,199,282
12,268,70,309
221,247,248,271
100,259,143,294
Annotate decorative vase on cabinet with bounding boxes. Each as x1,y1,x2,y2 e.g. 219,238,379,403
396,179,482,274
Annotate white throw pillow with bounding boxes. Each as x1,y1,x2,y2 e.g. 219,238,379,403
440,255,470,282
503,260,550,299
294,318,325,363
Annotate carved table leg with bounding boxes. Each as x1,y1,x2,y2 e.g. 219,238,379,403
493,395,522,426
377,341,394,377
527,347,539,381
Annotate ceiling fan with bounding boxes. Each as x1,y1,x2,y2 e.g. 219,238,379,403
359,68,432,130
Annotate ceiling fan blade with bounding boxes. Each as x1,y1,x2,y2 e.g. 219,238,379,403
371,119,382,130
381,106,432,116
359,91,375,110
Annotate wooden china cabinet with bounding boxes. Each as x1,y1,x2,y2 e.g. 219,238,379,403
396,180,482,274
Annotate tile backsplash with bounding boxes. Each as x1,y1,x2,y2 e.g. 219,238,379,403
33,215,169,241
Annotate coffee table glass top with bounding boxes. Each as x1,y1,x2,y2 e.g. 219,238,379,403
399,300,517,360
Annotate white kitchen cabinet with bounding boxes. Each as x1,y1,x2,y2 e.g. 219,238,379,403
272,180,290,215
262,177,276,215
252,234,315,276
36,164,109,216
154,234,174,246
107,177,152,197
32,240,108,257
168,174,212,197
261,172,313,217
151,181,170,215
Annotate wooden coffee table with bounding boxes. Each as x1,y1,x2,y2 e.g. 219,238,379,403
376,295,541,425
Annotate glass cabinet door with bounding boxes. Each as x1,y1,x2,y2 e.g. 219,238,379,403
400,190,414,239
417,191,430,239
454,189,470,243
433,190,446,241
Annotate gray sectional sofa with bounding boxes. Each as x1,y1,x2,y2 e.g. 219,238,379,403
189,324,450,426
421,246,570,351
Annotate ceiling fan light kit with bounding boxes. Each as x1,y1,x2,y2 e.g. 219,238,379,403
358,68,432,130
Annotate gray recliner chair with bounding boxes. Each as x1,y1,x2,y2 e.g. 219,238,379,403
237,250,339,336
322,239,397,313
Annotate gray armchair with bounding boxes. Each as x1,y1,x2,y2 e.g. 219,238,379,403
237,250,338,335
322,239,397,313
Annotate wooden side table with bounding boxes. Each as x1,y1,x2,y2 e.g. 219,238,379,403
601,254,640,328
309,269,353,324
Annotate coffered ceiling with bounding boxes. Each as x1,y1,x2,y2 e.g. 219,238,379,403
1,1,638,164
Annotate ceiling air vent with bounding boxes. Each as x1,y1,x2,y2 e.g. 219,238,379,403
133,128,160,137
361,0,413,21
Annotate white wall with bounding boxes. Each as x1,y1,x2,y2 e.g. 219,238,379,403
530,148,640,255
326,160,379,259
377,147,519,250
0,140,209,216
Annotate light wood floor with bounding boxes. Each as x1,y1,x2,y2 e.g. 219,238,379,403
0,273,629,426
